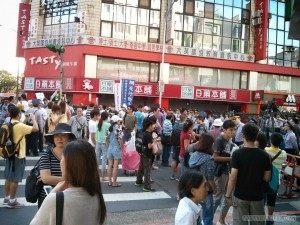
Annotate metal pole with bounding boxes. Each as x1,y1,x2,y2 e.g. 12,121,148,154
16,57,19,96
59,52,64,99
159,0,176,107
159,20,167,107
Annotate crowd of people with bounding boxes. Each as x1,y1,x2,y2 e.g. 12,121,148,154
1,93,299,225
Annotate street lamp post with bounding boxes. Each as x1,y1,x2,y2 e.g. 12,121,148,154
159,0,178,106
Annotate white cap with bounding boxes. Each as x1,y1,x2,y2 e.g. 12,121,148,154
144,106,150,111
121,104,127,109
212,118,223,127
111,115,122,123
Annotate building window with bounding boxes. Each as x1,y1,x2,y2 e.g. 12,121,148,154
100,0,160,43
267,0,300,68
97,57,157,82
172,0,250,54
40,0,79,38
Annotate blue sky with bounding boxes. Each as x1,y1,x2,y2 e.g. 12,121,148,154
0,0,25,75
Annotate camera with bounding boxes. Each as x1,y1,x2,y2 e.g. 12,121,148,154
77,128,82,132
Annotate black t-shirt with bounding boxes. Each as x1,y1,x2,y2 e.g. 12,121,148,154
143,131,153,158
232,147,271,201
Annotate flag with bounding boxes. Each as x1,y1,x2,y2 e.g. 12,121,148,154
50,89,58,101
288,0,300,40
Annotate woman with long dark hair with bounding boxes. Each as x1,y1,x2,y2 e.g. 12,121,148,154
189,133,216,225
30,140,107,225
95,111,110,181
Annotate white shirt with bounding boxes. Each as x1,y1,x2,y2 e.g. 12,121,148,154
21,100,29,111
175,197,202,225
88,119,97,147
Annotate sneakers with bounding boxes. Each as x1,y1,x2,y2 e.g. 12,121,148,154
6,199,25,209
152,165,158,170
143,187,156,192
170,175,175,180
134,182,143,187
216,222,231,225
3,197,9,205
175,177,180,182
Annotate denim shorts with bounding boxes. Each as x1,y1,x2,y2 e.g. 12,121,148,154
4,157,26,182
107,147,122,160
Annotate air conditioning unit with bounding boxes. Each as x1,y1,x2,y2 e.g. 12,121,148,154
252,17,262,26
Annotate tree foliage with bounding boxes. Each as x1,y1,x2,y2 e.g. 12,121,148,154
0,70,18,93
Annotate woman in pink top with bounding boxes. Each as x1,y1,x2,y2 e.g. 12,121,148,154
179,119,196,177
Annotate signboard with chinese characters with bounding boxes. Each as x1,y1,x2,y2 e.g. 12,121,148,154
24,77,35,90
35,78,74,91
181,86,194,99
194,87,251,103
99,80,114,94
77,11,87,34
16,3,30,57
255,0,268,61
25,36,255,63
134,83,154,96
166,0,175,43
120,79,135,106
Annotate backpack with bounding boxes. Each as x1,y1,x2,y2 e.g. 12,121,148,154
0,122,22,158
135,133,145,155
171,124,182,147
264,150,282,194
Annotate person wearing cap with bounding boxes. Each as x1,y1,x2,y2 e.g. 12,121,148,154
142,106,150,118
209,118,223,139
118,104,127,119
38,123,76,208
232,115,244,146
3,106,39,209
107,115,123,187
26,99,45,156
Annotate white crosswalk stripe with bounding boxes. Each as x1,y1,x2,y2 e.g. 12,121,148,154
0,159,172,208
0,165,123,172
0,192,171,207
0,177,137,186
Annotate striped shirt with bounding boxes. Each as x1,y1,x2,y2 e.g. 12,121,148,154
265,147,287,172
39,149,62,198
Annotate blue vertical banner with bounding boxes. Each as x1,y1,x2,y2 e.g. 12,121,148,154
121,79,135,107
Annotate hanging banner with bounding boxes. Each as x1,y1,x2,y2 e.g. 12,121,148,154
255,0,268,61
16,3,30,57
114,83,121,110
120,79,135,107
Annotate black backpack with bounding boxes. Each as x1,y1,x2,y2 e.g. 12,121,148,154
135,133,145,155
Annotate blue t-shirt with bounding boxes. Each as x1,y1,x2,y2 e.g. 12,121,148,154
134,111,145,131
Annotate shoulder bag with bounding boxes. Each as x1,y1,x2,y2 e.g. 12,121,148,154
56,192,64,225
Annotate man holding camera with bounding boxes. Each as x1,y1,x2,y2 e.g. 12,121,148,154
68,107,87,139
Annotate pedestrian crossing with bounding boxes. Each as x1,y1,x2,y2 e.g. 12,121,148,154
0,157,173,209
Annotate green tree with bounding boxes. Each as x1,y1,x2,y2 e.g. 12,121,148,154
0,70,18,93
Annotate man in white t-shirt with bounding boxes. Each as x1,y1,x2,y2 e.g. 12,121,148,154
88,109,100,147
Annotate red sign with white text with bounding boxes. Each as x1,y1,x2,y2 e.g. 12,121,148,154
16,3,30,57
255,0,268,61
24,46,84,77
253,90,264,101
194,87,251,103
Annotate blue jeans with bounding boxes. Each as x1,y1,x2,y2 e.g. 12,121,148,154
95,141,108,173
201,192,214,225
179,156,185,177
162,144,171,165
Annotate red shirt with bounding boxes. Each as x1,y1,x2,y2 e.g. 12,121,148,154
179,131,192,158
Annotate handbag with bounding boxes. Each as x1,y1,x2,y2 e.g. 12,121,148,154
56,192,64,225
25,159,43,203
152,141,163,155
